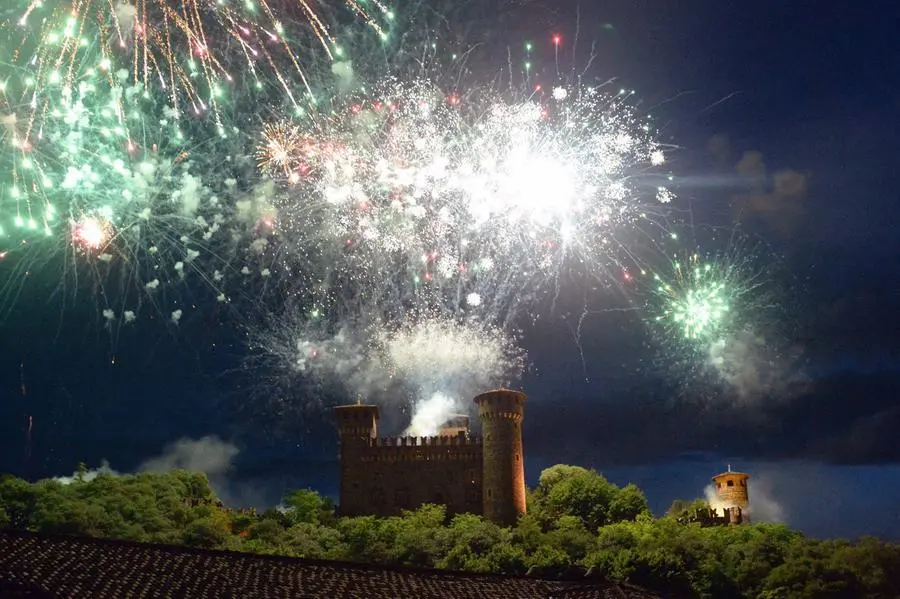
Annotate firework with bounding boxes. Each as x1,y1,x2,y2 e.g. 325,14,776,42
247,304,525,430
0,0,397,249
653,254,731,342
71,213,114,251
642,233,805,400
4,0,394,122
256,73,675,329
0,72,270,326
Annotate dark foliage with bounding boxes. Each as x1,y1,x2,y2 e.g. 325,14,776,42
1,466,898,598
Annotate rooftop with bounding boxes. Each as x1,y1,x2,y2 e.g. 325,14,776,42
0,530,662,599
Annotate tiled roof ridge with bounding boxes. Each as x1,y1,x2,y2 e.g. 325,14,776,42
1,529,598,585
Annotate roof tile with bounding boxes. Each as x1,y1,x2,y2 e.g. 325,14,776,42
0,531,661,599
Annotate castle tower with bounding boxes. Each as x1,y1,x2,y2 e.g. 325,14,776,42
334,404,379,516
712,465,750,523
475,389,527,526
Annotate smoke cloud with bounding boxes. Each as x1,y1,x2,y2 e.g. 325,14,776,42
137,435,239,476
706,328,809,403
55,460,121,485
113,3,138,40
252,312,524,434
331,60,355,93
404,392,462,437
54,436,264,507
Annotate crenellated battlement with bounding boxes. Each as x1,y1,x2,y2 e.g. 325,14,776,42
355,434,483,463
368,434,482,448
685,506,746,527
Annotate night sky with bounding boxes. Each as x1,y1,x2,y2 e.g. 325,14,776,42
2,1,900,540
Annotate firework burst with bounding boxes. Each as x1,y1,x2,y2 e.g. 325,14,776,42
653,254,731,342
642,232,805,401
256,74,675,328
5,0,394,121
247,303,525,432
0,72,272,327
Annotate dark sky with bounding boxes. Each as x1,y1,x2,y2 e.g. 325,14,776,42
2,0,900,540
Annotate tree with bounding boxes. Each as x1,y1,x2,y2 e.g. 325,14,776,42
608,483,651,523
391,504,447,567
3,465,900,598
532,465,620,531
282,489,334,526
546,515,594,562
666,498,711,523
437,514,507,572
0,475,38,530
183,514,231,549
280,523,347,559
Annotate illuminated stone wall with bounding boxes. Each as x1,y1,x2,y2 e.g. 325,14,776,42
335,390,528,525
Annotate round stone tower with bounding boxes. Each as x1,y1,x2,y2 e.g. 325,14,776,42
475,389,527,526
712,465,750,522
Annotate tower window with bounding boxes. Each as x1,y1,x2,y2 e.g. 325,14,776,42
727,480,734,487
487,489,493,499
740,480,746,487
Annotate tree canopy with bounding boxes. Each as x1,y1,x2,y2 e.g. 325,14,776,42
1,466,898,599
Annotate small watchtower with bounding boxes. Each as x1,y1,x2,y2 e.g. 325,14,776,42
712,465,750,523
475,389,527,526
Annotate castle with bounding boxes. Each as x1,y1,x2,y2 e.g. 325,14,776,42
334,389,527,526
687,466,751,527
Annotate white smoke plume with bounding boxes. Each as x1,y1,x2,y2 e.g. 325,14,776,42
707,328,807,402
235,180,279,227
331,60,355,93
251,313,525,433
55,460,120,485
137,435,239,476
703,474,785,523
1,113,17,132
378,317,522,399
113,2,138,34
53,436,263,507
405,392,461,437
